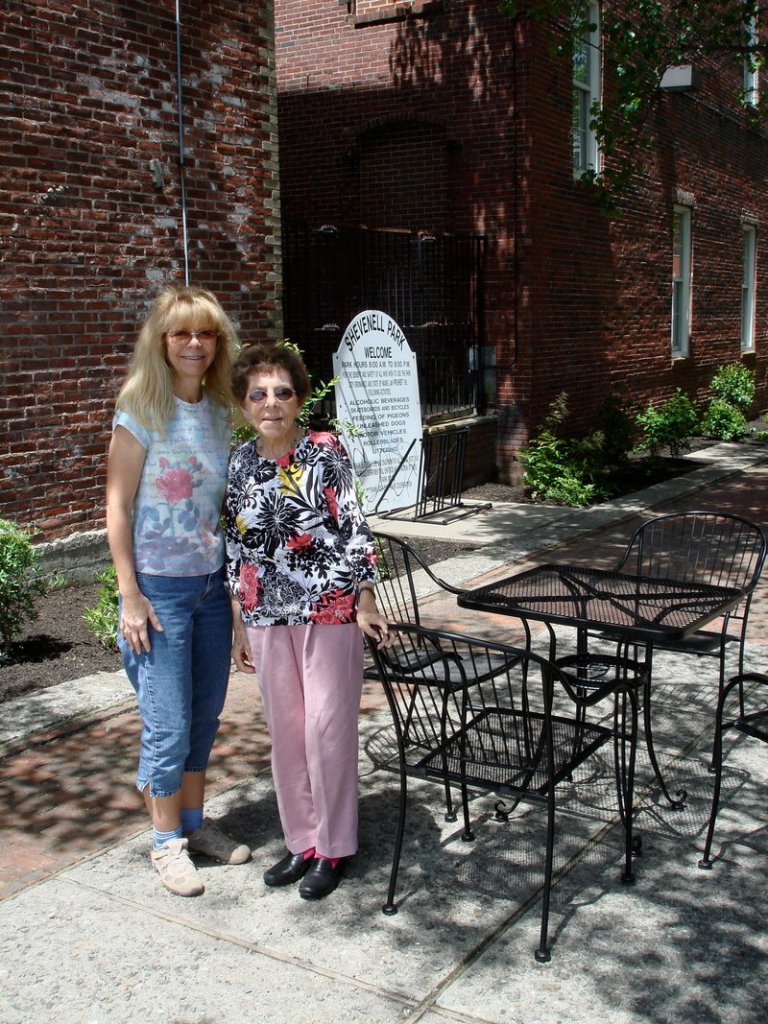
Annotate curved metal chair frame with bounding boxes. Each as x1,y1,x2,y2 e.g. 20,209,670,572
367,622,642,962
580,510,766,804
369,532,474,821
699,671,768,869
617,510,766,697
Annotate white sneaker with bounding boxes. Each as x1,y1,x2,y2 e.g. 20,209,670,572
186,818,251,865
150,838,205,896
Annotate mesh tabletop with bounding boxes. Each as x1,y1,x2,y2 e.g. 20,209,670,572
458,564,743,640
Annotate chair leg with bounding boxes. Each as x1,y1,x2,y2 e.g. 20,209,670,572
642,674,687,808
535,791,556,964
442,777,457,822
613,688,638,883
708,651,729,772
459,779,474,842
383,769,409,915
699,697,726,869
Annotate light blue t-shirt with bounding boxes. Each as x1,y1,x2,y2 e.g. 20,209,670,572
113,394,231,577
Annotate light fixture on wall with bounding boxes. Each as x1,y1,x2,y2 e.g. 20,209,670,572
659,65,701,91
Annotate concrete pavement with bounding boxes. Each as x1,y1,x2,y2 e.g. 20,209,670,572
2,439,768,1023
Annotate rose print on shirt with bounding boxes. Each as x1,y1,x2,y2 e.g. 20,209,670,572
239,563,262,613
154,456,205,533
156,467,194,503
288,532,313,553
310,589,356,624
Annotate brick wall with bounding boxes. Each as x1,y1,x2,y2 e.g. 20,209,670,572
1,0,281,541
275,1,768,484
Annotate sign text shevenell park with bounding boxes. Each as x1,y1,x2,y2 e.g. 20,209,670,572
333,310,421,514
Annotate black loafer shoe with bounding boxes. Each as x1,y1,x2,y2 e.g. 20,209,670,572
298,857,345,901
263,851,313,888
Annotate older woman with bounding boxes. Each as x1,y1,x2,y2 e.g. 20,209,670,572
225,342,390,900
107,284,251,898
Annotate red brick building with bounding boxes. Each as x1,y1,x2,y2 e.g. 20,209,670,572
275,1,768,483
1,0,280,546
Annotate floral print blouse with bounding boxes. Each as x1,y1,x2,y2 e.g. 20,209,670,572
224,430,377,627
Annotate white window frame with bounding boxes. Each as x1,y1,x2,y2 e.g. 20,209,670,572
744,14,760,107
671,205,693,356
572,1,601,178
742,225,757,352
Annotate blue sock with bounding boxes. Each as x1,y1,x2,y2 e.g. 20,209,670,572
153,825,183,851
180,807,204,834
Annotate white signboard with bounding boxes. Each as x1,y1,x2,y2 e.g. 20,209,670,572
333,310,422,514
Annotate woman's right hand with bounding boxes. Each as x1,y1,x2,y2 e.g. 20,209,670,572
119,591,163,654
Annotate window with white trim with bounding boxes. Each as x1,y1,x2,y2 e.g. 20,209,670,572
572,1,601,177
742,225,757,351
744,15,760,106
671,206,692,356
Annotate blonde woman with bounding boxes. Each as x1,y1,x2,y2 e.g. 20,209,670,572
106,284,250,897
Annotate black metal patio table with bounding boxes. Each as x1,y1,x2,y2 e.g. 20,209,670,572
457,563,744,805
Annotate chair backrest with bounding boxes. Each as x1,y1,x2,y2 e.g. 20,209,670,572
373,532,461,627
617,511,767,596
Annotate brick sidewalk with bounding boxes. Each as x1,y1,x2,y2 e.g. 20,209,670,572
0,671,389,899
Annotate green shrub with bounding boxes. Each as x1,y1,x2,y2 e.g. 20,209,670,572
0,518,47,663
521,429,572,497
82,565,120,652
709,363,755,412
636,389,700,458
700,398,748,441
543,469,601,508
520,393,608,508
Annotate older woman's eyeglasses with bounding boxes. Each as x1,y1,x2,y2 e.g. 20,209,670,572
247,387,296,403
167,329,218,344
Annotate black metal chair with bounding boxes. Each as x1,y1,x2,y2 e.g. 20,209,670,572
366,622,642,963
616,511,766,695
579,511,766,801
369,532,519,822
699,671,768,869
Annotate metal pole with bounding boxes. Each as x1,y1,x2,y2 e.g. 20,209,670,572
175,0,190,285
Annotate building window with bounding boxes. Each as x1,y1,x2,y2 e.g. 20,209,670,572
744,15,760,106
672,206,692,356
742,225,757,351
572,1,601,177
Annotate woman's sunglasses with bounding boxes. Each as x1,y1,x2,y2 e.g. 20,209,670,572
247,387,296,403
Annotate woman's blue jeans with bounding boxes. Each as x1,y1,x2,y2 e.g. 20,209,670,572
118,567,233,799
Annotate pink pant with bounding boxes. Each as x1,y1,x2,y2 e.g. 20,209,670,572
246,622,364,859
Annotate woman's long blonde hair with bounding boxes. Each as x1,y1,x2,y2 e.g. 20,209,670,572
116,285,238,431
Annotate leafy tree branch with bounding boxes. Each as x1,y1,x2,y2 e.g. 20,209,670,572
502,1,767,203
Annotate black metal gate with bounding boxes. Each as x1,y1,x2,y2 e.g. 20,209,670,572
282,223,487,419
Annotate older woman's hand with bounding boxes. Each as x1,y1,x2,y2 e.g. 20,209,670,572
356,590,393,648
231,603,256,673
